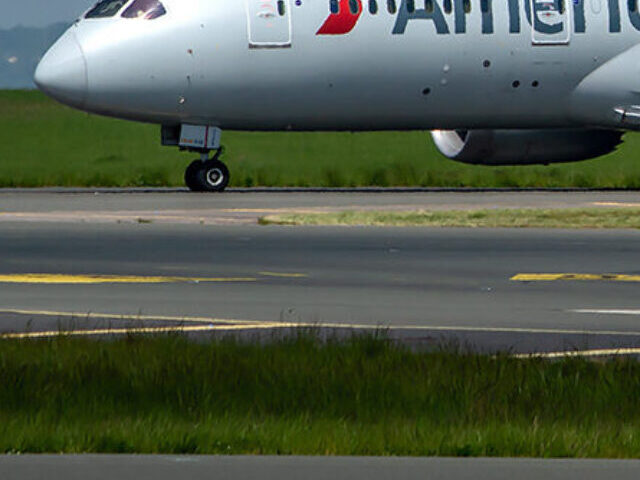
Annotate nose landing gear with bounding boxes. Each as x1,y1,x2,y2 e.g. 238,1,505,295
185,147,230,192
161,125,230,192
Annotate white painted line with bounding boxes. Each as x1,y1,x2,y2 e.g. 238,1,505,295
570,309,640,316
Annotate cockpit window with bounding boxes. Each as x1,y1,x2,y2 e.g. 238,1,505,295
85,0,129,18
121,0,167,19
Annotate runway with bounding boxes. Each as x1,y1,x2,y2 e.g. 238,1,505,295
1,191,640,354
2,455,640,480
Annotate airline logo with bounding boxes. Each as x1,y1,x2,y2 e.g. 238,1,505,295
316,0,637,36
317,0,363,35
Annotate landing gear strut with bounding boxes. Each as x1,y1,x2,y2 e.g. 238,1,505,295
184,147,230,193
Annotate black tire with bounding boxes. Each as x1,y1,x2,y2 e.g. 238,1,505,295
185,160,204,192
184,159,230,193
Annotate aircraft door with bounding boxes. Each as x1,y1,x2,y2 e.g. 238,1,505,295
529,0,571,45
246,0,292,48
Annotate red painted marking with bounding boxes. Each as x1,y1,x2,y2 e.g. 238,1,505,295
316,0,362,35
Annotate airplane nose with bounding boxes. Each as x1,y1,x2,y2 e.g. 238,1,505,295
34,31,87,109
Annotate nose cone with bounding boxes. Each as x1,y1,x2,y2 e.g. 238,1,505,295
34,31,88,109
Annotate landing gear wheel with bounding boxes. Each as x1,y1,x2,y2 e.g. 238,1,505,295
184,159,230,192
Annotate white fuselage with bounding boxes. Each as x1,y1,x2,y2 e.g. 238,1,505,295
35,0,640,131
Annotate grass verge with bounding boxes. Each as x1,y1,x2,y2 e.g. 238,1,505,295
1,333,640,457
259,208,640,228
3,90,640,187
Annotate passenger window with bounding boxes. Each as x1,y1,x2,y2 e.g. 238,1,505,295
463,0,471,13
387,0,397,13
349,0,360,14
330,0,339,13
480,0,489,13
425,0,434,13
630,0,638,12
407,0,415,12
121,0,167,19
85,0,128,18
369,0,379,14
558,0,565,13
277,0,286,15
443,0,452,13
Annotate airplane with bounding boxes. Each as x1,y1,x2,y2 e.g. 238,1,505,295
34,0,640,192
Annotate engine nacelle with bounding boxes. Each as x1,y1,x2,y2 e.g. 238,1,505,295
431,129,623,166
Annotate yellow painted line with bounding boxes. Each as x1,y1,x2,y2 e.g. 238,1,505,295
221,209,280,213
222,209,327,213
0,309,265,325
7,321,640,347
7,321,640,344
317,324,640,337
0,325,218,339
0,309,304,330
0,323,315,340
511,273,640,282
593,202,640,208
514,348,640,359
259,271,308,278
0,274,257,284
5,309,640,338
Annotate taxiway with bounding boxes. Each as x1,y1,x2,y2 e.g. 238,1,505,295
2,455,640,480
1,190,640,355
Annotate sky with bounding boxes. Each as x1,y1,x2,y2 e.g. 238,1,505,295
0,0,95,29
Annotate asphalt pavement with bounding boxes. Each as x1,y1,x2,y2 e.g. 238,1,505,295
2,455,640,480
3,190,640,474
0,191,640,354
1,189,640,225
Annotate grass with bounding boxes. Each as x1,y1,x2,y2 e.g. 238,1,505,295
3,90,640,187
2,333,640,456
259,208,640,228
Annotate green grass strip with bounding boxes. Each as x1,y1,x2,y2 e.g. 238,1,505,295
4,90,640,188
259,208,640,228
2,334,640,456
